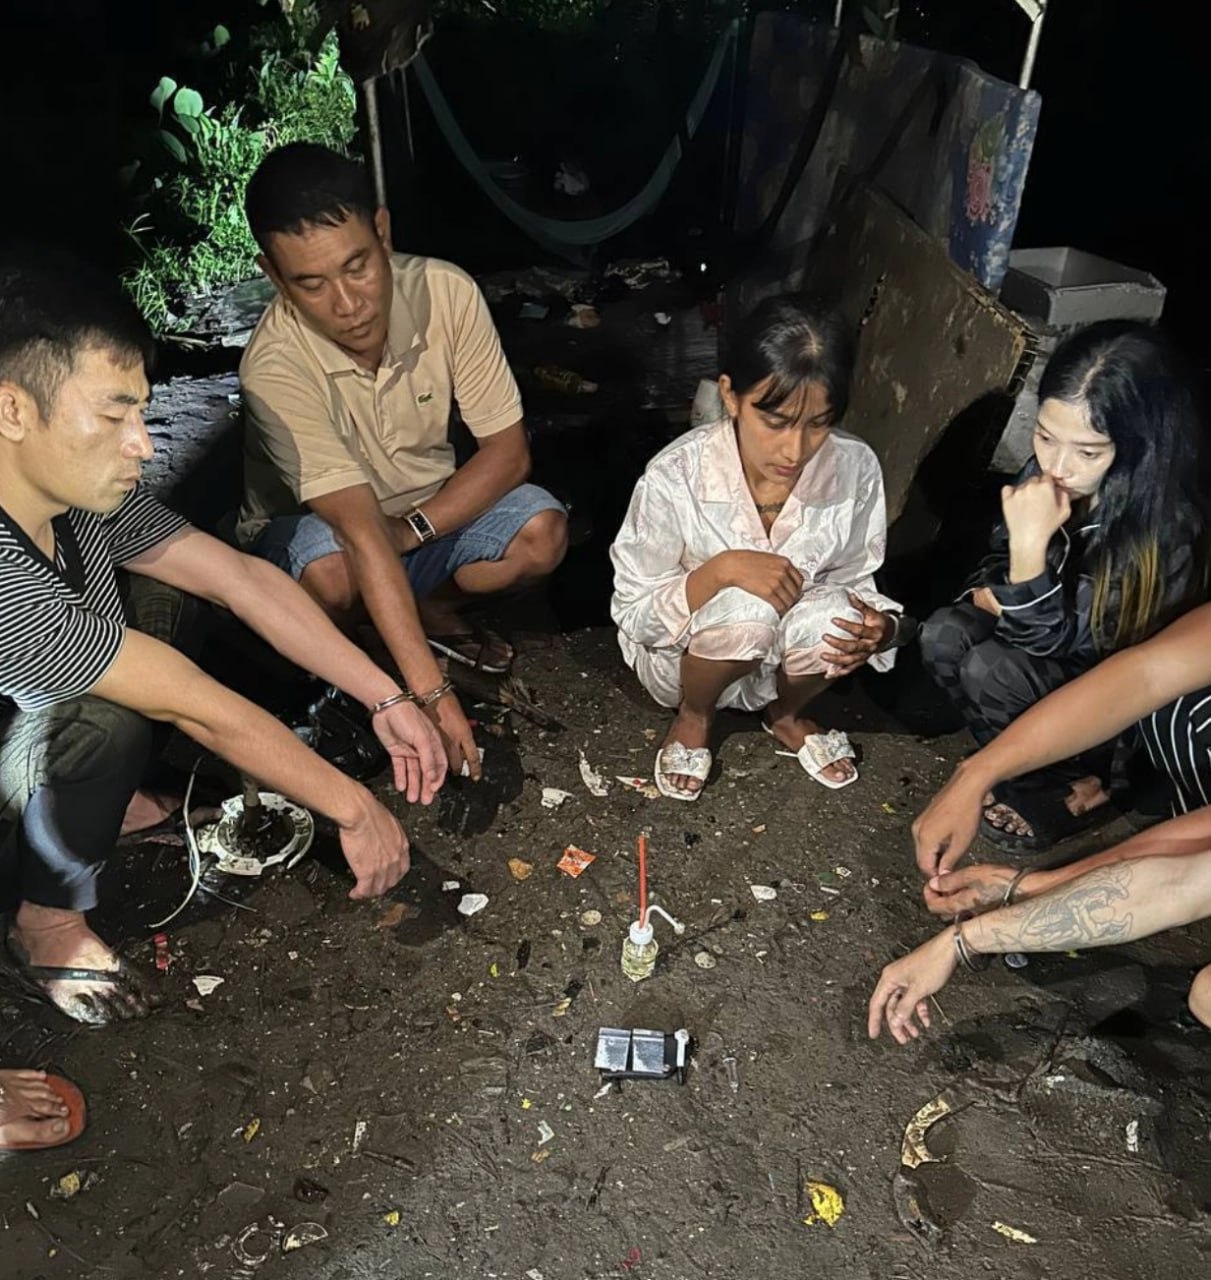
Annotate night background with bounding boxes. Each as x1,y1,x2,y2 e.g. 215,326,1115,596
1,0,1206,360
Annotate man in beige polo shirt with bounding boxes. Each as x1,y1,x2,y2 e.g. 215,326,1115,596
236,144,568,778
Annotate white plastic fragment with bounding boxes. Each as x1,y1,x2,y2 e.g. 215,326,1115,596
442,879,461,891
192,975,225,997
458,893,489,917
578,752,610,797
541,788,573,809
1126,1119,1140,1152
750,884,778,902
537,1120,555,1145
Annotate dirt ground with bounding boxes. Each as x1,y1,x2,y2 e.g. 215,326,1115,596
3,629,1211,1280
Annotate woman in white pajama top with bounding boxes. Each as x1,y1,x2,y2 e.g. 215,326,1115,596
610,295,909,800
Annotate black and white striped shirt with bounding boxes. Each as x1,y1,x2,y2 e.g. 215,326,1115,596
0,487,188,711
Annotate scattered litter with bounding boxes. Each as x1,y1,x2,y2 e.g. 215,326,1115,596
901,1093,954,1170
152,931,171,972
242,1118,260,1144
892,1169,945,1247
551,997,573,1017
752,824,767,834
50,1170,100,1199
376,903,406,930
382,1209,401,1227
192,974,225,997
509,858,534,881
802,1180,845,1228
489,962,499,978
521,1098,533,1110
185,998,204,1012
531,1149,552,1164
537,1120,555,1145
534,364,598,395
580,909,602,927
232,1222,275,1267
723,1054,739,1093
1004,952,1029,969
1126,1119,1140,1153
819,885,841,897
593,1083,613,1099
991,1221,1037,1245
519,301,549,321
442,879,461,892
558,846,596,878
293,1178,329,1204
882,802,896,814
616,775,660,799
605,257,673,289
578,752,610,797
809,910,830,922
565,303,600,329
643,728,659,742
541,787,573,809
694,951,717,970
351,1119,369,1156
458,893,489,917
654,311,672,326
750,884,778,902
833,865,852,879
620,1246,642,1271
282,1223,328,1253
526,1271,545,1280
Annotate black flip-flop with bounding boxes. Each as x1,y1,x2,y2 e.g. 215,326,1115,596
428,627,514,675
4,941,154,1027
980,784,1115,856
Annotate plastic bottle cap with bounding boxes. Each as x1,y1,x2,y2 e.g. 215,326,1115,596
628,919,654,946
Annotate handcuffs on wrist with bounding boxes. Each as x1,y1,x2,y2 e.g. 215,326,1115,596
369,679,453,715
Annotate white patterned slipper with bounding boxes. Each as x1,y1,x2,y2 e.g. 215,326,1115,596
654,742,713,802
764,722,858,790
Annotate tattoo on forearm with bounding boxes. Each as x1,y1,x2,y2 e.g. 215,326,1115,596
982,864,1135,951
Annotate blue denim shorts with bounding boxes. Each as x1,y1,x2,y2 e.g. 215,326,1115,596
250,483,566,599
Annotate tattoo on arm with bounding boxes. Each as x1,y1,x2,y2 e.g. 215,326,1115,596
982,864,1135,951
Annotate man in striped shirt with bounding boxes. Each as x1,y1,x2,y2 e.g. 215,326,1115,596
1,253,447,1025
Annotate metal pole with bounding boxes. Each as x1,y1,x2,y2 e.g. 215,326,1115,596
833,0,845,28
361,76,387,207
1019,4,1048,90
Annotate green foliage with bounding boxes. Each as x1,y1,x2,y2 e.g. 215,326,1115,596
122,19,356,333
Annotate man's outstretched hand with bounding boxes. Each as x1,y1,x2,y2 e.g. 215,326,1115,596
371,699,447,803
913,765,987,877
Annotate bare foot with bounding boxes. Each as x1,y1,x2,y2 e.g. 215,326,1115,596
8,904,150,1025
763,709,855,785
0,1070,71,1149
657,709,713,795
983,802,1034,837
1067,775,1110,816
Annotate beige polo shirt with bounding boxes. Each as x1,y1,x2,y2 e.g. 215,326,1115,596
235,253,522,545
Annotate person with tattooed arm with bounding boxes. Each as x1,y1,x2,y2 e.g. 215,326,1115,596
868,853,1211,1043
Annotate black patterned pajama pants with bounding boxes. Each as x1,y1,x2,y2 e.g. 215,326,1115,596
920,601,1110,819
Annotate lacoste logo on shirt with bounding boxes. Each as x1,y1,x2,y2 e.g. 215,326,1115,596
417,391,433,404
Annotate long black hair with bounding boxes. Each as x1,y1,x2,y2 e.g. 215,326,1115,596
1038,319,1207,650
722,294,856,423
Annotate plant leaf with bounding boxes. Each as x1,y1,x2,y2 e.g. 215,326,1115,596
213,24,231,48
173,86,205,118
149,76,177,117
156,130,188,163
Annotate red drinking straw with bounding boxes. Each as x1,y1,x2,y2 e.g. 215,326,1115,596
638,832,648,927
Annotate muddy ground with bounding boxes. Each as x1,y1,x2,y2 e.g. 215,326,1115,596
3,629,1210,1280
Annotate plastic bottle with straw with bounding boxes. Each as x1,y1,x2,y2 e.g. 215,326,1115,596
621,832,684,982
